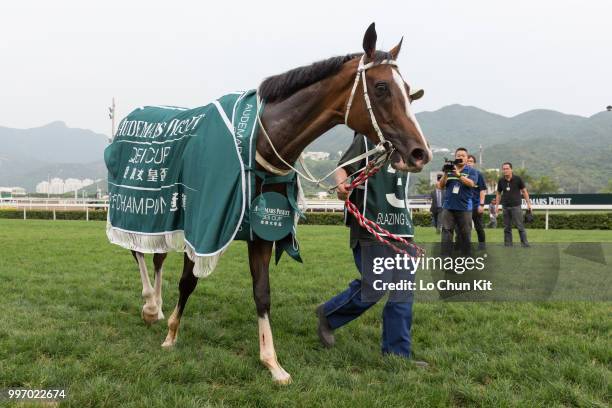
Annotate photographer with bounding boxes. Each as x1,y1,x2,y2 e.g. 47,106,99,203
437,148,478,256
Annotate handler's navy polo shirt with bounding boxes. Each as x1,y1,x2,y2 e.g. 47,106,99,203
471,169,487,209
442,165,479,211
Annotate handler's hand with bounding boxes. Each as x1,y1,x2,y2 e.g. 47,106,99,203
337,183,350,201
478,205,484,214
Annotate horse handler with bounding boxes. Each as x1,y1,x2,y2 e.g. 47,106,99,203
316,134,427,366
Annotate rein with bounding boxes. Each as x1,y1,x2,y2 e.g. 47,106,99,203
344,159,425,258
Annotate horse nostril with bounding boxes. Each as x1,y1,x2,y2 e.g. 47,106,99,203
411,148,425,162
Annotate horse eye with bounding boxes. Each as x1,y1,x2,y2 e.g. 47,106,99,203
374,81,388,95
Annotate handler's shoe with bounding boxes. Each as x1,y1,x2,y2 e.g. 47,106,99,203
316,304,335,348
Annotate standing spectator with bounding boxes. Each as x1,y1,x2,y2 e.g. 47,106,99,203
437,148,477,256
466,155,487,249
488,197,498,228
430,173,445,233
494,162,532,247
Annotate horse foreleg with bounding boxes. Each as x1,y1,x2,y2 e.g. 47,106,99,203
153,253,168,320
132,250,159,325
162,253,198,348
248,239,291,385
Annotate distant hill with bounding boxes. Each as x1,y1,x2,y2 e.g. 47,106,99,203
306,106,612,193
0,122,108,190
0,121,108,163
4,161,108,192
306,125,354,157
308,105,611,156
1,107,610,192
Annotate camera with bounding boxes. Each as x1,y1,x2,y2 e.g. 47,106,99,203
442,158,462,172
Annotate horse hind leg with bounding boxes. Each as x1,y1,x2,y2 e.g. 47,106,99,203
132,250,160,325
153,253,167,320
248,239,291,385
162,253,198,348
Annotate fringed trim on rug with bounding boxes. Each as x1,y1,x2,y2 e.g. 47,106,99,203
106,221,223,278
106,222,185,253
184,244,224,278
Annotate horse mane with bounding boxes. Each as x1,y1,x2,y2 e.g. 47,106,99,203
258,51,393,103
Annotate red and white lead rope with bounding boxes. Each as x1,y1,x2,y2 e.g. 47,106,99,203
344,161,425,258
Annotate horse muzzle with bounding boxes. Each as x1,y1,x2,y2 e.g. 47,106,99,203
389,146,431,173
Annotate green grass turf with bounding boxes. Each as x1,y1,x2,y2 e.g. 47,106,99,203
0,219,610,407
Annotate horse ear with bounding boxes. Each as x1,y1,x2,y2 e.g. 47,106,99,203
362,22,377,58
410,88,425,101
389,37,403,60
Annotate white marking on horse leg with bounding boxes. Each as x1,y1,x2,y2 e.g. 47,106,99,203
135,252,159,324
154,263,164,320
258,313,291,384
162,306,180,348
392,69,429,151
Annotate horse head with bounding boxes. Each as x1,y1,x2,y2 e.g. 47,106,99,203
345,23,432,172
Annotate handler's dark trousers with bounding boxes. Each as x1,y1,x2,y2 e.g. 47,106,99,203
503,206,528,245
441,209,472,256
322,243,415,358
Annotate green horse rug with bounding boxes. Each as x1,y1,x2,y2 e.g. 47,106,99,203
104,90,302,277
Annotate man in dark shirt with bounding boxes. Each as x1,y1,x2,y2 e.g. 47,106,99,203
316,134,426,366
437,147,478,257
493,162,532,247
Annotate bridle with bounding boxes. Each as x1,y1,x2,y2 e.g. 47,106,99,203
255,54,398,181
255,54,426,257
344,54,398,148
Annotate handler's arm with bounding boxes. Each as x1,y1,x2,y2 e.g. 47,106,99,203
335,168,350,201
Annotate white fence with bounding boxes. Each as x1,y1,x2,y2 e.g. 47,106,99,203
0,198,108,221
1,197,611,230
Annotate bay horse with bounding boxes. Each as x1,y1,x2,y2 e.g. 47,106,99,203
130,23,431,384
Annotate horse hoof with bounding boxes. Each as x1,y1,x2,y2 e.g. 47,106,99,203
273,372,292,385
161,338,176,348
141,305,159,325
270,366,292,385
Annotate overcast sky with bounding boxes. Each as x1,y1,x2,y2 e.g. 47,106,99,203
1,0,610,136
